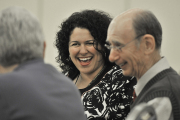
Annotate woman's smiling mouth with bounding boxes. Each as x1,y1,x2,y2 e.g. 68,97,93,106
78,57,93,66
78,57,92,62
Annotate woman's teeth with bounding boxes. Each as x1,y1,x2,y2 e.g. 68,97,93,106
79,57,92,62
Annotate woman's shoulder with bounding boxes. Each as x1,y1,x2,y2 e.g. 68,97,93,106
104,64,136,84
105,64,122,76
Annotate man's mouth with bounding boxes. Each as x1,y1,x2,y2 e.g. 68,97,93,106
120,62,127,67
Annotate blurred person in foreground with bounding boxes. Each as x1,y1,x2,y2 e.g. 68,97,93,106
106,8,180,120
55,9,137,120
0,6,86,120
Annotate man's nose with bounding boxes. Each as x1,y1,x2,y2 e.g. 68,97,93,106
109,49,119,63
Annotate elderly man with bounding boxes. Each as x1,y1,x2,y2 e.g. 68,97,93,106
0,6,86,120
105,8,180,120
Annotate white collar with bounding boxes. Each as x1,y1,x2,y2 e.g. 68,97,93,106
135,57,170,96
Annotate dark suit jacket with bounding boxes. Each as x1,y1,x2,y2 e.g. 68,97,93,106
0,59,86,120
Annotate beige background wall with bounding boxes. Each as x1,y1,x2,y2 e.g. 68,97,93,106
0,0,180,73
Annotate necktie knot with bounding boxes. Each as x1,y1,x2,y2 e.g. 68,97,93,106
133,90,137,102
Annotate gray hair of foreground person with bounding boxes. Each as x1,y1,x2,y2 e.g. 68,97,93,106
132,9,162,50
0,6,45,67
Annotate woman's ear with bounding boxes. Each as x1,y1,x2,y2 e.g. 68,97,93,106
142,34,156,55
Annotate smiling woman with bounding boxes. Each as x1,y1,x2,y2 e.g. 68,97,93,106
55,9,137,120
69,28,104,84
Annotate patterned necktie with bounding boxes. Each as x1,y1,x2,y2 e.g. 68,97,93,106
133,90,137,102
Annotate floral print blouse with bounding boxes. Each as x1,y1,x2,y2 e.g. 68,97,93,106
77,64,137,120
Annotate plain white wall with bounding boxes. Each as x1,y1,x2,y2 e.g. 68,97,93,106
0,0,180,73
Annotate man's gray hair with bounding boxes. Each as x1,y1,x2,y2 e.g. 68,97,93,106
133,10,162,50
0,6,44,67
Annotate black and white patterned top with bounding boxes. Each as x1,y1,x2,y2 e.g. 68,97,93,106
78,64,137,120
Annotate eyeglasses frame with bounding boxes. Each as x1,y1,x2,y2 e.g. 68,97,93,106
105,34,145,52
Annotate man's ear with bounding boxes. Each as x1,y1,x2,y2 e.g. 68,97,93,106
43,41,46,59
142,34,156,55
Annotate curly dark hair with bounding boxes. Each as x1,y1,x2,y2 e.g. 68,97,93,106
55,9,114,78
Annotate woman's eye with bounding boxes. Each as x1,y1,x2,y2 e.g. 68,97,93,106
71,43,79,46
86,42,94,46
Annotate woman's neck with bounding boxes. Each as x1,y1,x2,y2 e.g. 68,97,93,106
75,64,105,89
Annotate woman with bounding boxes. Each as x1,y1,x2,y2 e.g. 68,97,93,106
55,10,137,120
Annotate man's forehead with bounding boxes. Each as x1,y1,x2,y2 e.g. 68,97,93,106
107,8,142,43
108,18,134,36
107,20,136,44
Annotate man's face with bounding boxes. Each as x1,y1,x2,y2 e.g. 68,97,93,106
106,18,146,79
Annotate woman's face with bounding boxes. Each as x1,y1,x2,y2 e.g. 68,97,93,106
69,27,104,75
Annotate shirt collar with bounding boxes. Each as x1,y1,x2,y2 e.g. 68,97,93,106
135,57,170,96
14,58,44,71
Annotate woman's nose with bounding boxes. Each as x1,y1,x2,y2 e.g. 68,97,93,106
79,45,88,54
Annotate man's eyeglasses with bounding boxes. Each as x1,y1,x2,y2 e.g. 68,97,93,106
105,34,144,52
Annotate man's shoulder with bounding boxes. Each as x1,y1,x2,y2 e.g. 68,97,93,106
0,60,75,91
154,68,180,87
140,68,180,101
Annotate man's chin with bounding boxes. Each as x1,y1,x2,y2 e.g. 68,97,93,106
122,70,132,77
